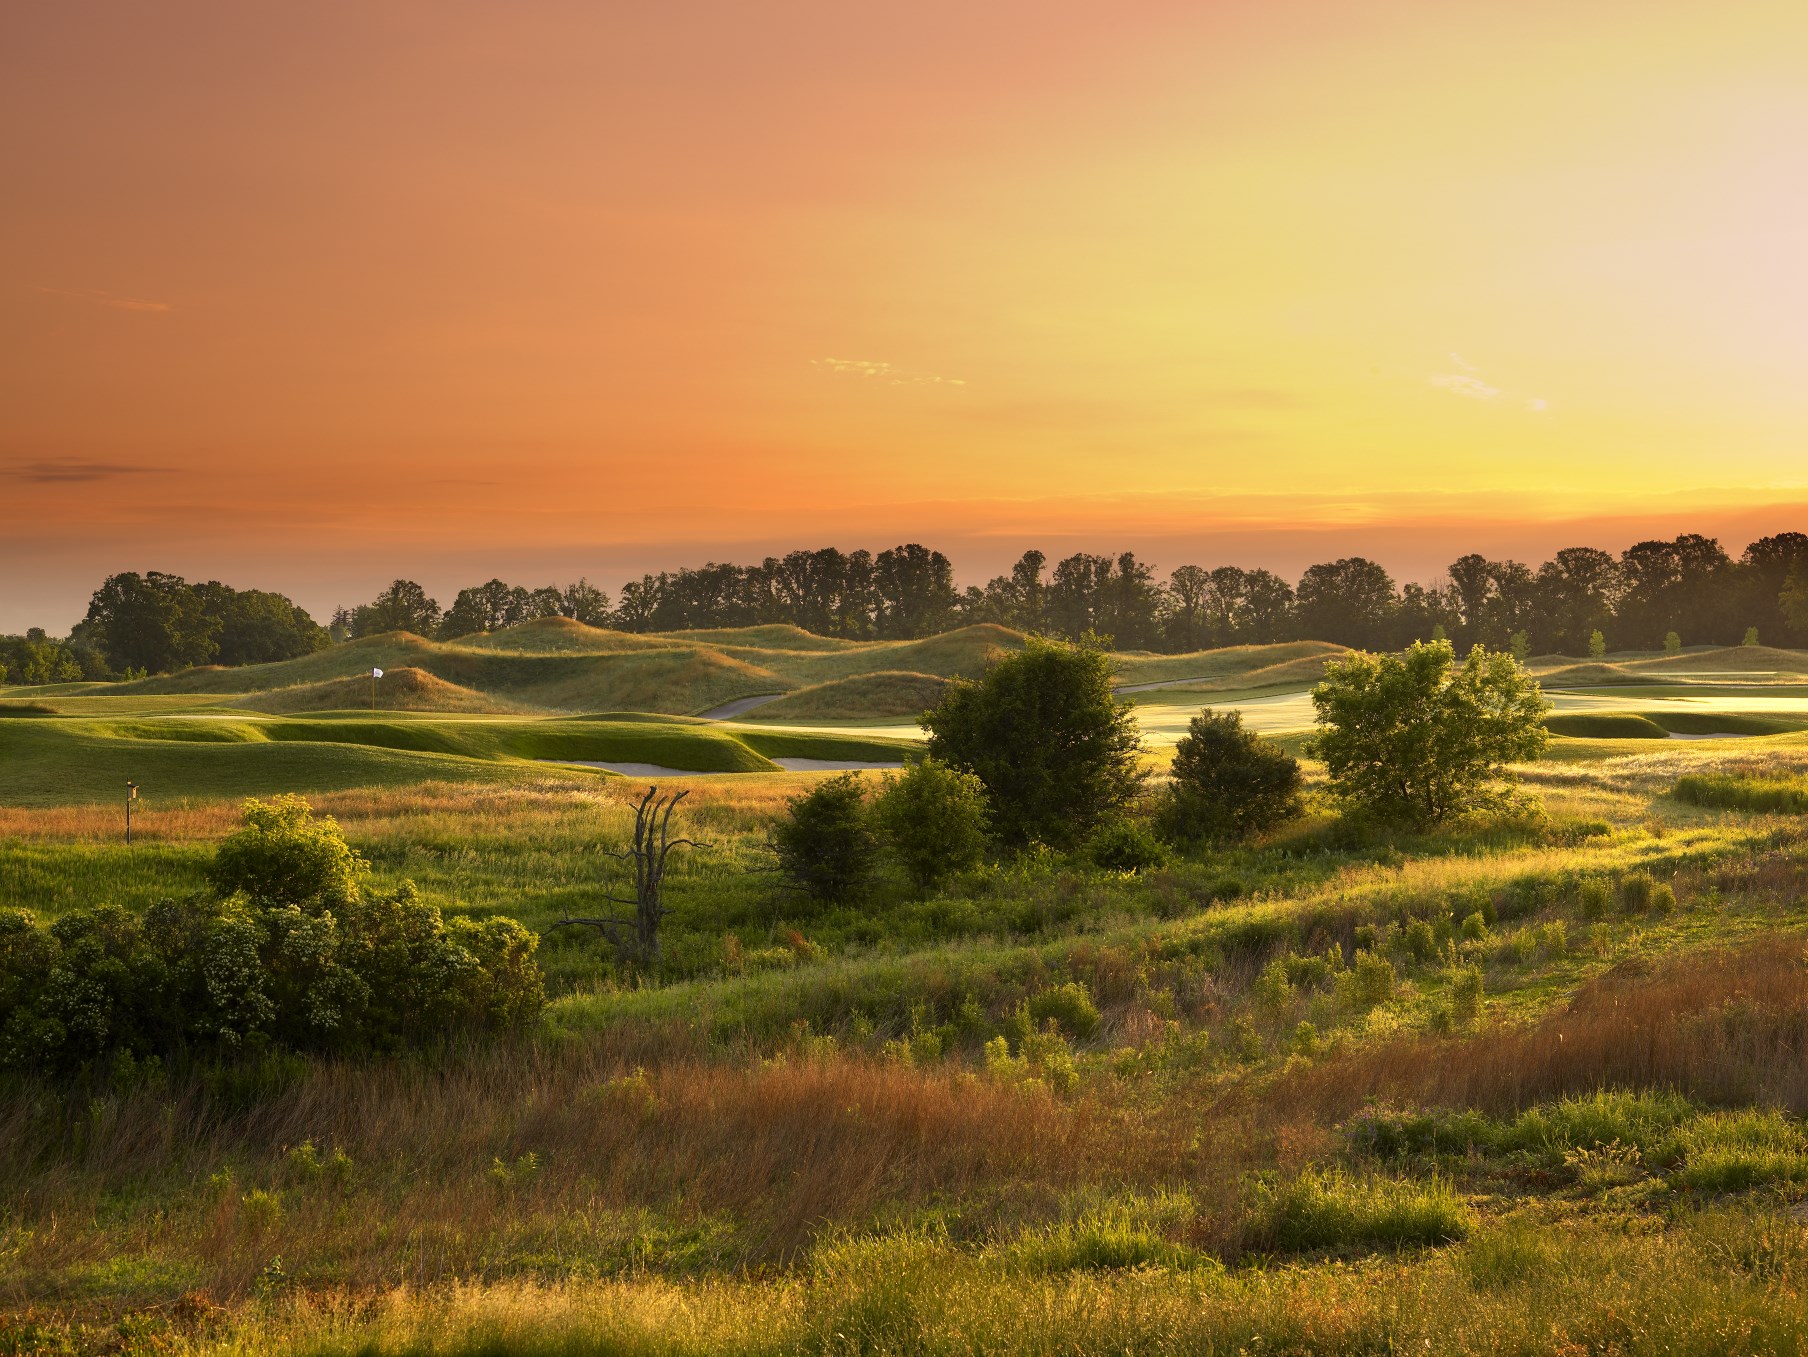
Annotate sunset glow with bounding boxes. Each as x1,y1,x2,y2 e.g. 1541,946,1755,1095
5,1,1807,627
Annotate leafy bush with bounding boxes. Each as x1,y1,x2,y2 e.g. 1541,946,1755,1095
1027,981,1100,1039
1086,819,1168,874
771,774,880,905
0,798,544,1074
872,758,989,892
1156,709,1302,844
923,635,1144,847
1310,640,1548,826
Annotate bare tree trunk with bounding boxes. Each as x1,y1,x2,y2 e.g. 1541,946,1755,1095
547,786,704,968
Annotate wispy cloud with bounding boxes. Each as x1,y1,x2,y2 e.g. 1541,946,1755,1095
1429,354,1547,413
1429,372,1501,401
1,459,161,484
35,286,173,314
813,357,966,387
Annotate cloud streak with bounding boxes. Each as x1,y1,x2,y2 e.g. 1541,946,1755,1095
813,357,966,387
1,459,162,484
36,286,173,313
1429,355,1547,413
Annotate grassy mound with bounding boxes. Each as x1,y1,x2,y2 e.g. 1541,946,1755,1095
1546,713,1671,739
0,700,56,717
1535,663,1645,688
743,671,949,722
1115,641,1347,689
234,667,519,714
664,624,863,652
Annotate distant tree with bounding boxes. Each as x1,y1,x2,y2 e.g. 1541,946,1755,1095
351,580,441,638
1007,550,1047,632
1098,552,1163,651
1588,629,1607,659
923,635,1144,847
83,571,220,674
1157,709,1303,845
1532,548,1619,655
1664,630,1683,655
1047,553,1113,641
1743,626,1760,647
873,758,990,892
874,544,958,638
613,575,664,632
1310,640,1549,827
559,578,611,627
1784,565,1808,639
440,579,517,637
771,774,880,905
1509,630,1531,661
1163,565,1210,651
1294,557,1397,649
195,583,328,665
1743,534,1808,645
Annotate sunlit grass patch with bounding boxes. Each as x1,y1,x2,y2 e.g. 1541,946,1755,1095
1243,1166,1473,1254
1673,773,1808,815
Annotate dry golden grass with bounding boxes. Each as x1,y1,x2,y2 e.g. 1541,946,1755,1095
1272,927,1808,1122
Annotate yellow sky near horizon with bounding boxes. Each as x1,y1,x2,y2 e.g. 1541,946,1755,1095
3,0,1807,626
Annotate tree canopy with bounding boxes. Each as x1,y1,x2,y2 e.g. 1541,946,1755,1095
923,635,1144,847
1310,640,1549,827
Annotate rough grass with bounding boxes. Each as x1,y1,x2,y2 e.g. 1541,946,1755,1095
16,724,1808,1350
740,670,949,722
1673,773,1808,814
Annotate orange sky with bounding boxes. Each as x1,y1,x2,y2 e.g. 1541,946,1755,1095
4,1,1808,629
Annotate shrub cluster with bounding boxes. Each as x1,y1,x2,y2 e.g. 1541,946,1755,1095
0,796,543,1074
776,761,990,903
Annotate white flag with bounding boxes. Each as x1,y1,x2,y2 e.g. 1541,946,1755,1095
371,667,384,679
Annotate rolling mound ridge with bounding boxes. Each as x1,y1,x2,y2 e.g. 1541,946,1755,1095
1115,641,1348,690
232,667,521,714
740,671,951,722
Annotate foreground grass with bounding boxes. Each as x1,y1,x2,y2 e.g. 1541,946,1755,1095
14,725,1808,1351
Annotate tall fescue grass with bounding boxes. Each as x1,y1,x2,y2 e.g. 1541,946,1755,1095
1674,772,1808,814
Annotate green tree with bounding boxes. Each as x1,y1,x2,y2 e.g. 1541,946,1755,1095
873,758,990,892
771,774,879,905
82,571,220,674
923,635,1144,847
1743,626,1760,647
350,580,442,637
1664,630,1682,655
1588,629,1607,659
1158,709,1303,844
1309,640,1549,827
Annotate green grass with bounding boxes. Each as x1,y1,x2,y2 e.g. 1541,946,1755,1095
0,713,915,809
1672,773,1808,813
1547,712,1671,739
15,676,1808,1350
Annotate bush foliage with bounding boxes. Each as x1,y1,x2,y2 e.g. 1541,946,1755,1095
1311,640,1549,826
0,796,543,1073
1158,709,1303,844
772,774,881,905
873,758,991,892
923,635,1144,847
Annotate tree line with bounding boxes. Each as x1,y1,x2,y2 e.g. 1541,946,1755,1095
12,531,1808,680
331,531,1808,655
